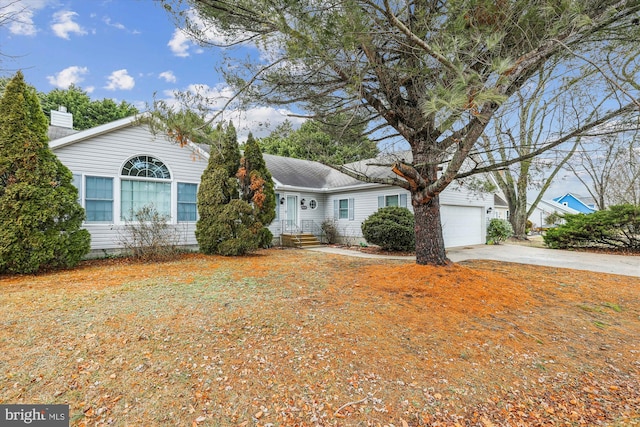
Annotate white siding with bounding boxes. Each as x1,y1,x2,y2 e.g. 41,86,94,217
325,184,490,247
82,223,198,251
268,191,327,239
53,124,207,250
54,125,207,182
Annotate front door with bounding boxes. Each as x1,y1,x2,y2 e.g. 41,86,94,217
285,194,298,232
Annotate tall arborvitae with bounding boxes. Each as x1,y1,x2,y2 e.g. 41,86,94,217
0,72,90,273
195,122,260,256
238,132,276,247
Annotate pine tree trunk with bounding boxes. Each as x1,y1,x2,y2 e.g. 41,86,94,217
414,196,449,265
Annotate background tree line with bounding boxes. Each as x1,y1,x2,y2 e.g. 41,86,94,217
0,78,138,130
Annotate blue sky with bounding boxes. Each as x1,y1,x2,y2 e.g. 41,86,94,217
0,0,303,139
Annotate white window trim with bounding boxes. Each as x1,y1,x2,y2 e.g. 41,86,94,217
177,181,199,223
118,154,174,225
74,173,116,224
378,193,408,209
334,198,355,221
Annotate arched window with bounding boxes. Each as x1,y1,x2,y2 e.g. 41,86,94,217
122,155,171,179
120,155,171,220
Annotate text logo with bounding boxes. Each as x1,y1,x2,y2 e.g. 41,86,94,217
1,405,68,426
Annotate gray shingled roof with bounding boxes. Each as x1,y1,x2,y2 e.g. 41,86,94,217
48,125,78,141
196,143,366,190
342,151,411,181
263,154,363,189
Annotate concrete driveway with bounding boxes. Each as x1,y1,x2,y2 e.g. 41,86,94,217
307,244,640,277
447,244,639,277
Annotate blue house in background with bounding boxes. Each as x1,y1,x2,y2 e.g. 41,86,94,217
552,193,597,213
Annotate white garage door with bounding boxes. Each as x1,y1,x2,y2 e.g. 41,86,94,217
440,205,484,248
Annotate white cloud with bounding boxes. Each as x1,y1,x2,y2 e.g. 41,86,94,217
51,10,87,39
46,65,89,88
104,69,135,91
232,106,306,141
159,70,177,83
159,83,305,141
103,16,139,34
167,29,192,57
167,9,236,57
2,0,52,36
102,16,125,30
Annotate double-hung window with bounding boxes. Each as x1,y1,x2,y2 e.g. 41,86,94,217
85,176,114,222
378,193,408,209
334,198,354,220
177,183,198,222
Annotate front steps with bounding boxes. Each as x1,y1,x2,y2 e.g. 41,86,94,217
281,233,322,248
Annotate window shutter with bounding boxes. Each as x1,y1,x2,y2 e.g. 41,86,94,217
400,193,407,208
72,174,82,204
333,199,338,220
378,195,384,209
348,198,355,220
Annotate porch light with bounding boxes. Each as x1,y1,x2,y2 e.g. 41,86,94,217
300,198,306,206
280,197,285,205
486,207,493,214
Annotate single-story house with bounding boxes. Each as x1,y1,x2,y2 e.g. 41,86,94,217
553,193,597,213
528,199,580,230
49,111,495,254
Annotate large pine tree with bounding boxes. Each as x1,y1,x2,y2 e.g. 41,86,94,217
239,132,276,247
195,123,261,255
0,72,90,273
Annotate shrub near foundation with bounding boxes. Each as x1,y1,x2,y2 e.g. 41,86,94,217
487,218,514,244
361,207,415,251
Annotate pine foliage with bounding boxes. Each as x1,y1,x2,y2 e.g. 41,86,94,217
195,123,262,255
239,133,276,247
0,72,90,273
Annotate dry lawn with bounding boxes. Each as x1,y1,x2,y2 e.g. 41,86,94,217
0,249,638,426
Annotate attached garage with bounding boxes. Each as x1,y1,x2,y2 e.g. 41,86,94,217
440,205,485,247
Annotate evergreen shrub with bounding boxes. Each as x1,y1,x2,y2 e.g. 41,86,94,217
543,204,639,251
0,72,90,274
361,207,415,251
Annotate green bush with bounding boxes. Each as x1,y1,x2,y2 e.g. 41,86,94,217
195,123,262,256
0,72,90,274
361,207,415,251
487,218,514,244
257,228,274,248
543,204,640,251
